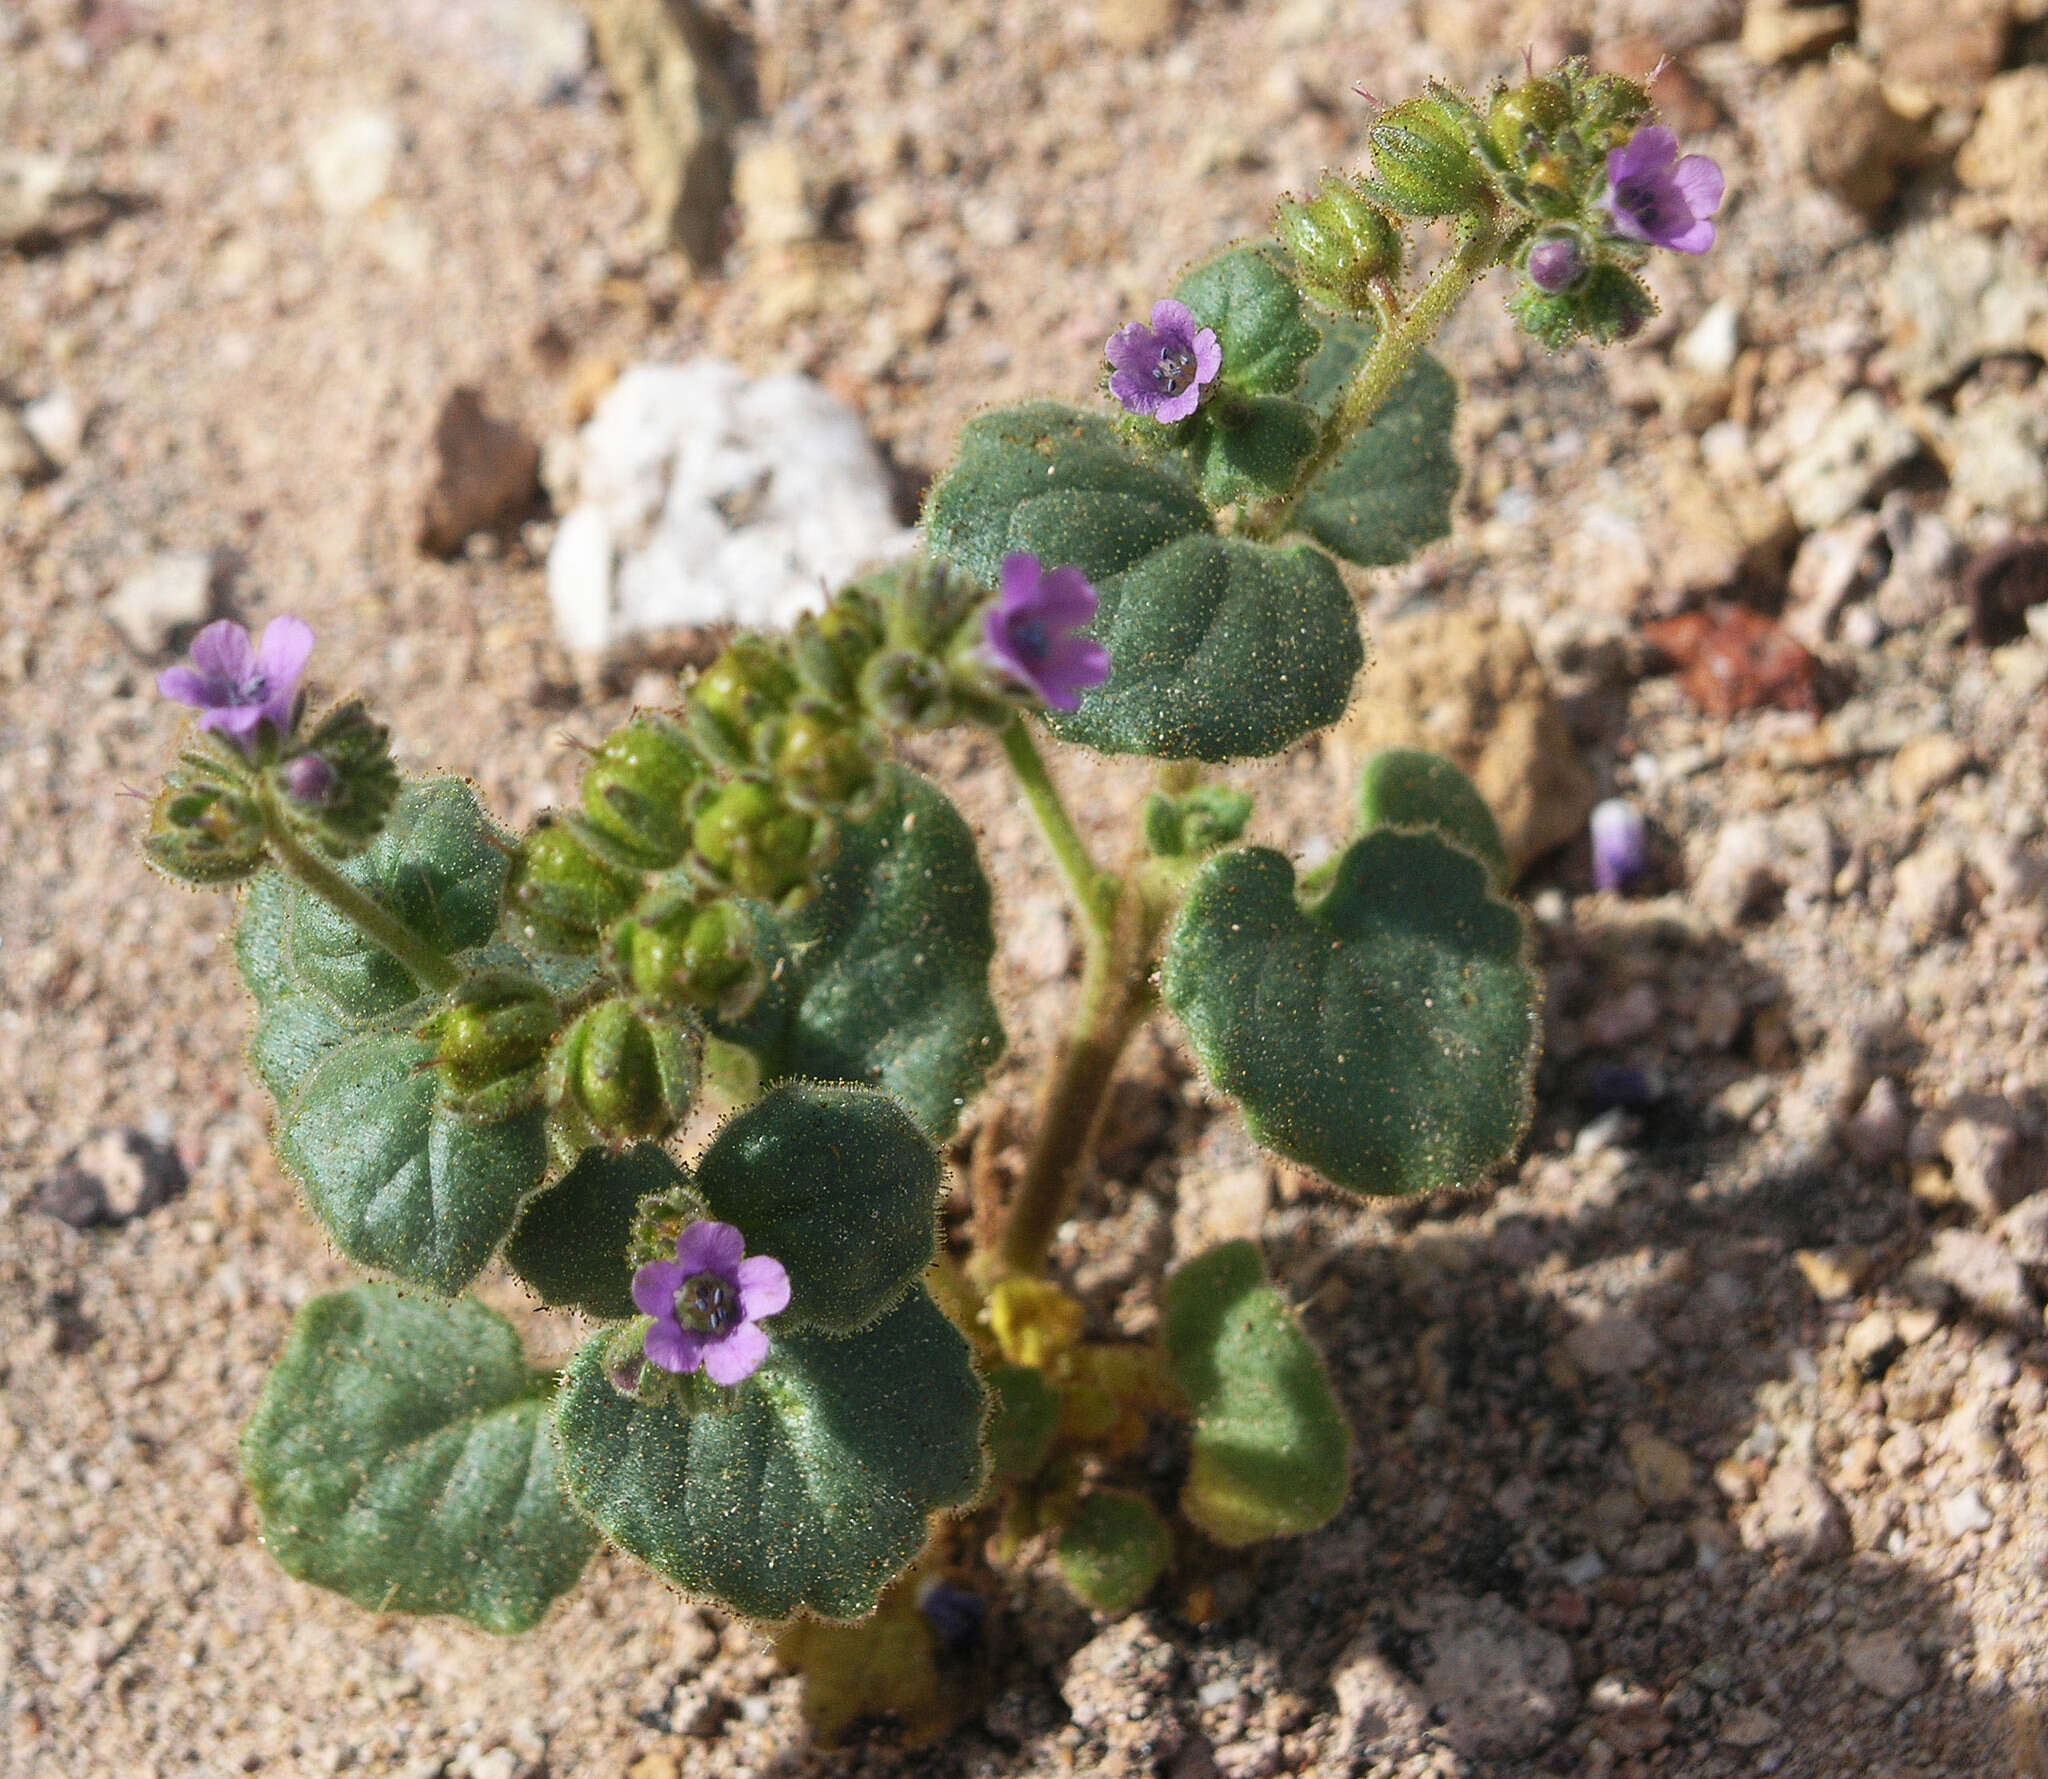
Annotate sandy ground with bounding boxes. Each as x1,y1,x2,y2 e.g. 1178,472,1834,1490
7,1,2048,1775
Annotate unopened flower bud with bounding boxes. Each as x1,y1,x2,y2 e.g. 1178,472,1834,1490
789,591,884,708
283,753,339,805
579,713,702,870
1367,90,1492,218
421,968,559,1121
688,638,798,767
1589,797,1649,893
144,775,267,886
610,893,765,1020
547,997,701,1145
506,820,642,954
1276,176,1403,313
1525,229,1587,294
690,780,822,903
269,700,400,858
1484,76,1573,167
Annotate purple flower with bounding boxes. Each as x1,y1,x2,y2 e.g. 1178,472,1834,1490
1602,126,1723,256
982,553,1112,714
1590,797,1648,893
632,1219,789,1387
1106,299,1222,425
1526,232,1586,294
282,753,339,806
157,617,314,751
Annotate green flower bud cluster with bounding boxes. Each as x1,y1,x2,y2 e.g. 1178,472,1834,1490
419,967,560,1121
145,739,269,887
1362,86,1495,220
1275,175,1404,318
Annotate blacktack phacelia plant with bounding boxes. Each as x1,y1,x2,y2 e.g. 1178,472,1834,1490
144,61,1722,1740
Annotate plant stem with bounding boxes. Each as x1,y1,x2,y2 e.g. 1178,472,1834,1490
260,792,463,995
1254,220,1503,541
1000,718,1118,939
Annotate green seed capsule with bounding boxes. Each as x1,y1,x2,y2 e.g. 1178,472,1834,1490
690,780,820,903
580,713,702,870
689,637,799,761
1368,91,1493,218
1484,76,1573,165
612,894,764,1020
144,777,268,886
505,820,641,954
775,710,878,814
421,968,559,1120
547,998,700,1144
1275,175,1404,313
859,647,957,732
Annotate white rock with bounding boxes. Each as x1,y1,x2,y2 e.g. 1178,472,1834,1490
1411,1592,1576,1760
106,551,223,654
21,387,82,467
544,360,910,655
1888,838,1967,944
1781,391,1921,532
1941,1486,1993,1538
1950,393,2048,524
303,109,401,219
1675,300,1741,379
1564,1311,1661,1378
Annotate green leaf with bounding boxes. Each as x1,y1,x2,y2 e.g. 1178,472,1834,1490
1048,534,1361,761
554,1286,987,1621
1162,830,1537,1194
277,1030,548,1295
507,1143,682,1320
1299,315,1374,418
1056,1491,1172,1615
985,1363,1061,1482
698,1083,941,1335
1295,349,1459,570
1355,747,1509,891
1162,1242,1350,1546
1196,396,1320,506
923,401,1211,590
725,767,1003,1142
241,1285,596,1633
1173,246,1322,397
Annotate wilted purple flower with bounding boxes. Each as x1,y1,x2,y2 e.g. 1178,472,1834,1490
633,1219,789,1387
983,553,1112,714
1525,231,1586,293
1106,299,1222,425
1590,797,1648,893
158,617,314,751
917,1578,987,1654
1602,126,1723,256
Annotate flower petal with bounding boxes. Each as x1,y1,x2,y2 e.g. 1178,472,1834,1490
1614,126,1676,181
201,704,267,740
1109,368,1165,415
702,1320,771,1387
1149,298,1197,340
674,1219,746,1278
1664,218,1716,255
157,665,217,709
632,1258,689,1319
1043,638,1112,710
1035,565,1100,627
188,620,255,685
1192,326,1223,385
643,1319,705,1375
1671,154,1725,218
254,615,315,692
1105,322,1159,378
999,552,1043,611
1154,385,1203,425
735,1254,791,1320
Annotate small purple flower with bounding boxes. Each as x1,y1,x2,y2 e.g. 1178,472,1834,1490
1602,126,1723,256
1106,299,1222,425
1526,232,1586,294
157,616,314,751
983,553,1112,715
632,1220,789,1388
1590,797,1649,893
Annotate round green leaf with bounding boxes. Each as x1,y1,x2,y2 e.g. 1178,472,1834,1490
923,401,1211,590
507,1143,685,1320
1172,246,1323,397
1162,1241,1350,1546
1356,747,1509,890
241,1285,596,1633
1048,534,1362,762
697,1082,942,1335
1195,396,1321,506
1056,1490,1172,1615
1294,349,1459,569
554,1286,987,1622
277,1029,548,1295
726,767,1003,1142
1162,830,1537,1194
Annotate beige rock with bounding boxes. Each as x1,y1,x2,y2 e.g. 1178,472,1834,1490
1741,0,1853,64
1841,1629,1924,1700
1170,1162,1272,1260
1651,445,1797,602
1622,1428,1696,1507
1094,0,1182,50
1739,1463,1851,1567
1917,1228,2038,1327
1860,0,2011,111
732,136,818,249
1958,69,2048,234
1882,223,2048,397
1949,393,2048,523
1784,55,1928,216
1796,1246,1872,1302
0,404,51,485
585,0,739,266
1889,733,1973,808
1334,607,1596,874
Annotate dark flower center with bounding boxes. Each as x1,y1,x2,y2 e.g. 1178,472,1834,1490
1617,175,1675,233
1009,616,1051,664
1153,345,1196,396
675,1272,741,1334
